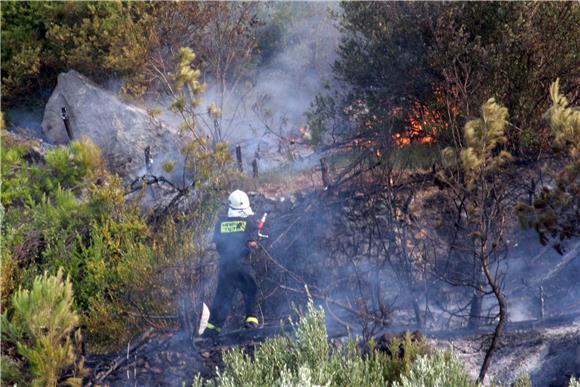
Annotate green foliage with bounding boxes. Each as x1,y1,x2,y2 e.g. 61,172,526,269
1,269,85,387
305,93,338,146
2,40,234,349
1,138,174,350
513,372,532,387
204,300,432,386
432,3,579,154
516,80,580,249
393,351,475,387
0,355,25,386
173,48,207,110
545,79,580,161
315,2,579,155
442,98,512,190
459,98,512,188
1,138,103,207
1,2,156,102
164,46,234,189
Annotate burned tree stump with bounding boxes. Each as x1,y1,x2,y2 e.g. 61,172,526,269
235,145,243,172
539,286,545,320
252,159,259,179
320,157,330,188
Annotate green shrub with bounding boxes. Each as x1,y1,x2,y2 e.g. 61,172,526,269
1,133,229,350
0,138,103,209
206,300,431,386
1,2,155,102
517,79,580,250
393,351,475,387
0,355,25,386
1,268,85,386
513,372,532,387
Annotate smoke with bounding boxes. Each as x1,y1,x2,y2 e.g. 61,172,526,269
189,2,340,171
217,3,338,137
4,106,45,138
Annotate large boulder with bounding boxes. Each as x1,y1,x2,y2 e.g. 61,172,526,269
41,70,186,181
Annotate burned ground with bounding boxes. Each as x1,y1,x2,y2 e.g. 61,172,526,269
86,178,580,386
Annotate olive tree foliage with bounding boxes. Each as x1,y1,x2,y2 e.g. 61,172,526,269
517,79,580,252
1,269,86,386
439,98,512,383
393,351,476,387
193,300,445,387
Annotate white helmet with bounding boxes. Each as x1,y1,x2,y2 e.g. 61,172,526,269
228,190,254,217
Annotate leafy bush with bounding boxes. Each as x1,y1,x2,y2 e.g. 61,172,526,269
513,372,533,387
201,300,433,386
1,135,229,350
1,269,85,386
1,2,155,102
0,138,103,208
315,3,579,155
393,351,475,387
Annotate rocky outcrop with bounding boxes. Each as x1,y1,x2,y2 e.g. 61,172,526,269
41,70,186,181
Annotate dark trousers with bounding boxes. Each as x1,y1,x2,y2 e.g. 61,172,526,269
208,258,257,328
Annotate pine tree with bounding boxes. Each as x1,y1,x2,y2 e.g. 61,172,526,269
1,268,85,386
440,98,512,383
517,79,580,251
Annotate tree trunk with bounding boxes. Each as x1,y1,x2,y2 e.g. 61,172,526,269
467,287,483,329
412,296,424,329
478,261,508,384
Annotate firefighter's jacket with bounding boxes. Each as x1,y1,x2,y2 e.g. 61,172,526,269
213,215,257,260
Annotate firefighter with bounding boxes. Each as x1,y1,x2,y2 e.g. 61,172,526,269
202,189,260,338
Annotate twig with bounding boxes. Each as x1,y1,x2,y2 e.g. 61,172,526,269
279,285,390,327
258,244,304,284
93,328,154,383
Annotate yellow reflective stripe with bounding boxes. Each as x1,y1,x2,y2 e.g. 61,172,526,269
245,316,259,325
207,322,221,332
221,220,247,233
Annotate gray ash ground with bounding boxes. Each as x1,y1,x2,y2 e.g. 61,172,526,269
435,323,580,386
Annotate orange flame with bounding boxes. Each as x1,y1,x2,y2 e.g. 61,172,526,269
393,101,447,146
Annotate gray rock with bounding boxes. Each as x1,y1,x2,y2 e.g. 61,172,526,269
41,70,187,181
